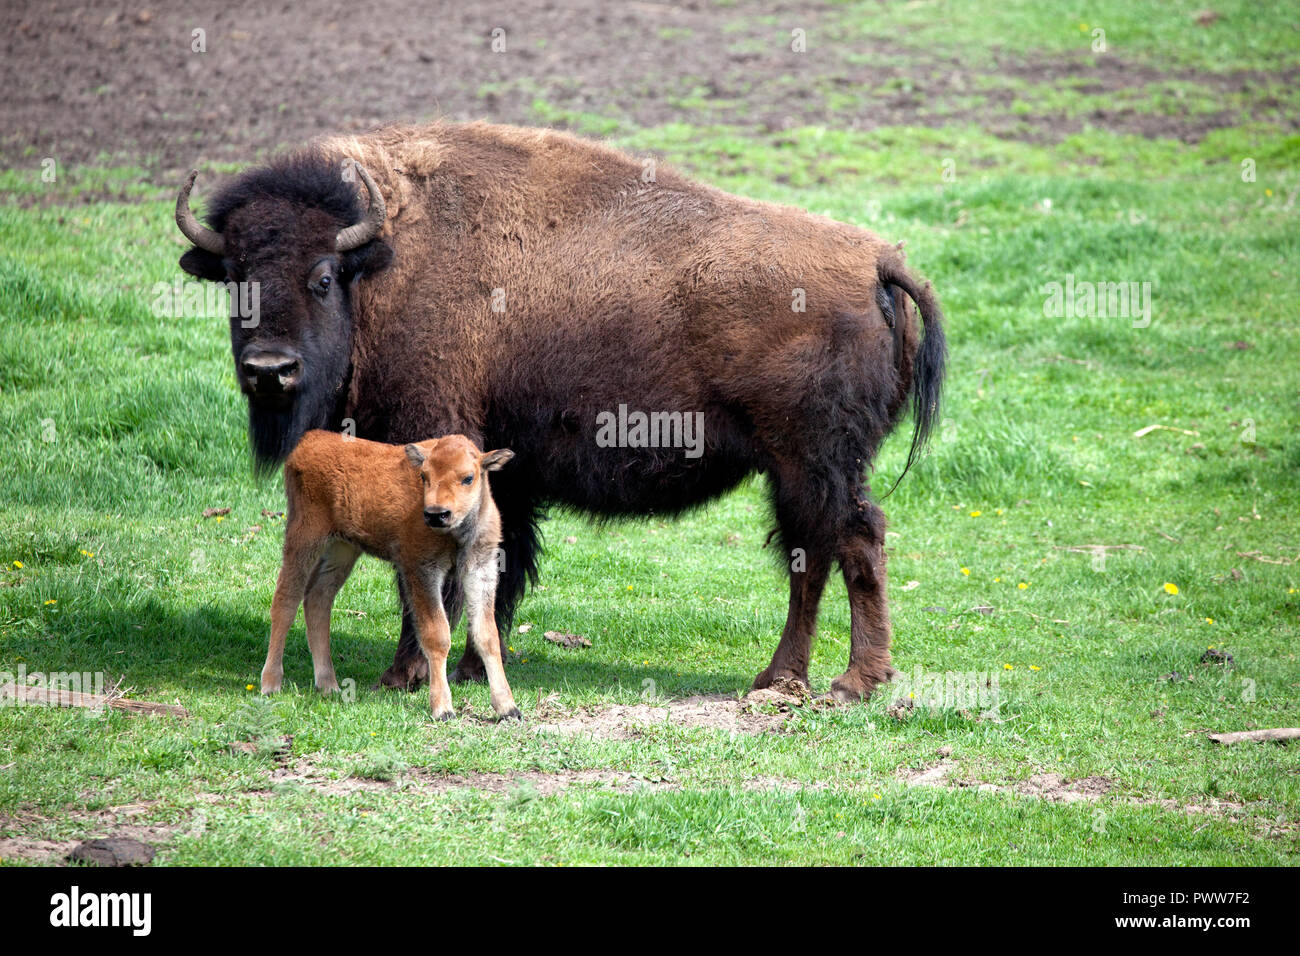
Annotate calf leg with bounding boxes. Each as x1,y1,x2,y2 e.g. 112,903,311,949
302,540,361,694
262,533,326,694
463,564,521,719
830,502,897,701
404,567,456,720
450,492,537,683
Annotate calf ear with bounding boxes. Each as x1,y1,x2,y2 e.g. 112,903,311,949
480,448,515,471
403,444,427,468
179,248,226,281
340,240,394,281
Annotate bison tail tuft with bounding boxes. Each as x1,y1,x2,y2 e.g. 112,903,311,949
878,251,947,495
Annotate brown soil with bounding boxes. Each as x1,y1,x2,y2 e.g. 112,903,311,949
530,680,815,738
2,0,1290,200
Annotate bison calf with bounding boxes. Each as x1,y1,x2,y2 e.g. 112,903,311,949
261,430,519,720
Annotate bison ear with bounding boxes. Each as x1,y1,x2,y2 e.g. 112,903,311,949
403,443,427,469
340,239,394,282
179,248,226,281
480,448,514,472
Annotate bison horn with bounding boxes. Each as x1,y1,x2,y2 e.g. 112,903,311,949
175,170,225,255
335,162,387,252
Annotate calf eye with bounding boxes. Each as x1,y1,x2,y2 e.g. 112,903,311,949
461,475,474,486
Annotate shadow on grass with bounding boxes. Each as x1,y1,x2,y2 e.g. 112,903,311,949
4,600,757,705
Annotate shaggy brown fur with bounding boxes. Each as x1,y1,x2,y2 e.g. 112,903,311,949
263,430,519,720
179,121,946,702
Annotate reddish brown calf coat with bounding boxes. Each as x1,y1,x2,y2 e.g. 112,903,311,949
262,430,519,720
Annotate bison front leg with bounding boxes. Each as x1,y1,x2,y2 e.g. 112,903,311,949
830,506,898,702
376,571,430,690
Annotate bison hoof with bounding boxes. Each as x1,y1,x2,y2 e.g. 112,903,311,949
374,659,429,692
752,666,809,692
829,672,889,703
498,707,524,722
449,663,488,684
432,708,456,722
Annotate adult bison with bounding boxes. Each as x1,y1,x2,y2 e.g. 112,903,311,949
176,122,945,702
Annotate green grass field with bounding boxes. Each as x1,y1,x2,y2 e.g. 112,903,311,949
2,2,1298,865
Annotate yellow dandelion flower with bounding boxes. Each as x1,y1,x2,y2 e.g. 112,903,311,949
960,567,970,576
12,561,22,569
969,510,982,517
1003,663,1014,670
1205,618,1213,625
626,585,633,590
1163,582,1179,595
44,599,57,606
1029,665,1041,671
994,577,1001,583
872,793,881,801
245,683,254,691
1018,582,1029,590
996,508,1004,515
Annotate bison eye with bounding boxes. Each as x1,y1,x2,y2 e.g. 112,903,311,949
308,261,335,298
461,475,473,486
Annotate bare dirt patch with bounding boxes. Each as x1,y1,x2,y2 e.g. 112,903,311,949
531,682,813,739
898,760,1290,834
0,821,178,866
268,761,679,797
903,760,1115,803
3,0,1290,200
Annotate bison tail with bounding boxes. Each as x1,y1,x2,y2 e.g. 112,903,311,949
878,250,947,495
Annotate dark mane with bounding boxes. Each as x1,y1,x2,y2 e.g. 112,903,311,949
203,149,363,232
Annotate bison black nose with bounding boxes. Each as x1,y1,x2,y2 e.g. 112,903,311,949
424,507,452,528
239,349,302,396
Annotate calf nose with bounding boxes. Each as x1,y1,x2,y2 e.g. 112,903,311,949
239,351,302,394
424,507,452,528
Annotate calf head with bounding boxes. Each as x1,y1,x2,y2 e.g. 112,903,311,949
404,435,515,532
175,154,394,470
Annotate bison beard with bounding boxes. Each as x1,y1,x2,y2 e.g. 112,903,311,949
176,122,947,701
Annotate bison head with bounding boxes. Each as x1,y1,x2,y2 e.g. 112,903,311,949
176,153,394,470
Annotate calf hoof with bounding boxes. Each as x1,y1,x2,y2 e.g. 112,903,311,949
315,680,340,696
374,657,429,691
498,707,524,722
431,708,456,722
260,674,282,695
